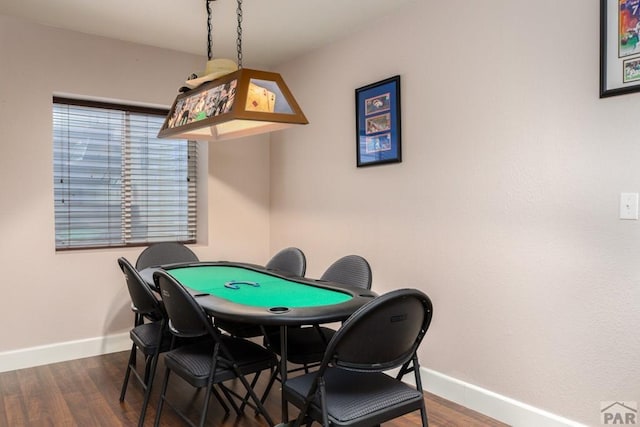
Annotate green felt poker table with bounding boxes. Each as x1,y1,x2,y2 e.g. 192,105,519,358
141,261,376,326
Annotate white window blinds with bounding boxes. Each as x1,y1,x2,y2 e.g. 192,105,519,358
53,97,197,250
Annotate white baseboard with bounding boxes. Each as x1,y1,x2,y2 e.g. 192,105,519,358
418,367,586,427
0,332,130,373
0,337,585,427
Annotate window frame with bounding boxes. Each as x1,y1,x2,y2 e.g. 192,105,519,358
53,96,197,251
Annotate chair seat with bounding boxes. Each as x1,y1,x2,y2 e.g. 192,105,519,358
267,326,336,365
284,368,424,425
164,336,277,389
129,321,172,355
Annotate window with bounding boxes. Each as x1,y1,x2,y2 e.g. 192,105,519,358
53,97,197,250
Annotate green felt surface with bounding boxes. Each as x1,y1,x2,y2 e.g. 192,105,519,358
168,265,352,308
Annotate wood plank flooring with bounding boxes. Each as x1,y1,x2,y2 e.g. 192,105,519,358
0,351,510,426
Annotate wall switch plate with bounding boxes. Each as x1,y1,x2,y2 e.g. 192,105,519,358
620,193,639,220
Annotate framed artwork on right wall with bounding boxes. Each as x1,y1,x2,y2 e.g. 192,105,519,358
355,75,402,167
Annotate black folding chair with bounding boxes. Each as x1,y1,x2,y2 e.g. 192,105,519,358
282,288,433,427
135,242,199,270
268,255,372,372
118,257,172,427
265,247,307,276
153,270,278,427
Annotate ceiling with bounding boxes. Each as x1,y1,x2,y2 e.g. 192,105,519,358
0,0,416,68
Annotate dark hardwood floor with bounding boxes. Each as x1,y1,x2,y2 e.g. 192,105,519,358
0,351,509,426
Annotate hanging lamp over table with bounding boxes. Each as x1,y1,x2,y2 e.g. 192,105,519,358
158,0,308,142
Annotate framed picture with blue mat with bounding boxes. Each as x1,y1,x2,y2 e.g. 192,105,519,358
355,75,402,167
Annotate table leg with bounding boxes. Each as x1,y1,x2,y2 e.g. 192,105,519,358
280,324,289,423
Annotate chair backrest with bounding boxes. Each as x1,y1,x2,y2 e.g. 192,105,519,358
118,257,164,318
135,242,199,270
323,288,433,372
320,255,372,290
265,247,306,276
153,270,215,339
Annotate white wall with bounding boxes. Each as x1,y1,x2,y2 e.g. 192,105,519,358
0,15,270,354
271,1,640,425
2,1,638,425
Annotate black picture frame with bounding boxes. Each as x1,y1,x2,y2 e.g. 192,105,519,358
600,0,640,97
355,75,401,167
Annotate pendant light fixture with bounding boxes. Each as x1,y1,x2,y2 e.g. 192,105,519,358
158,0,308,141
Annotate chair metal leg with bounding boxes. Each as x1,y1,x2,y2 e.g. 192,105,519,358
138,352,161,427
235,371,275,426
396,360,412,380
260,365,280,404
119,343,137,401
218,384,242,415
238,371,262,413
142,354,153,384
420,403,429,426
197,381,215,427
153,367,172,427
211,385,231,415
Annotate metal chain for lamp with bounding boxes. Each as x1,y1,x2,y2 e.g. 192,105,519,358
206,0,214,60
236,0,243,69
206,0,241,67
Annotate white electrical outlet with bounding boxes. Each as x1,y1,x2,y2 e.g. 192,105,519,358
620,193,639,220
